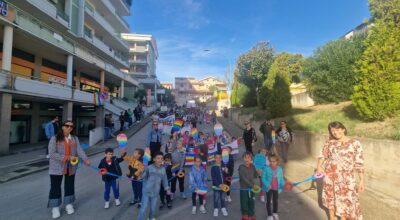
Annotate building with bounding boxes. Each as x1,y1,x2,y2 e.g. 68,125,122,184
121,34,160,107
0,0,137,154
161,82,173,90
342,22,371,39
174,76,228,107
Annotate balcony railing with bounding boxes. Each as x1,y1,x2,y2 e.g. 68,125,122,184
14,7,74,53
26,0,69,27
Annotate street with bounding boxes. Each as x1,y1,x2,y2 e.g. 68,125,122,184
0,120,326,220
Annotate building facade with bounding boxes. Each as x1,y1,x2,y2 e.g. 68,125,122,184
174,76,228,107
160,82,173,90
121,34,160,106
0,0,136,154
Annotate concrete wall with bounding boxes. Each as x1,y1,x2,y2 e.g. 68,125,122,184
291,91,315,108
230,110,400,219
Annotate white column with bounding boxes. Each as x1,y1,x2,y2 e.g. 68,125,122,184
67,55,73,87
154,83,157,106
120,80,125,98
2,25,13,71
100,70,105,93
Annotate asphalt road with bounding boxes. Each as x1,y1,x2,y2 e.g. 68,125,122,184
0,120,327,220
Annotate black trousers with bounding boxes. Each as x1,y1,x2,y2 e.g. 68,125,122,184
48,171,75,207
159,184,171,204
192,192,204,206
119,121,124,131
170,170,185,193
266,190,279,216
245,141,253,154
149,142,161,164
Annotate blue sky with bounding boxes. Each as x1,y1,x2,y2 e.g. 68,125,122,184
126,0,370,83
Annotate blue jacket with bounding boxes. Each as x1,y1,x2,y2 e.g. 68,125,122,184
261,165,285,193
45,122,55,140
254,154,267,171
147,128,163,146
189,165,207,191
171,149,185,172
142,164,169,196
211,164,225,187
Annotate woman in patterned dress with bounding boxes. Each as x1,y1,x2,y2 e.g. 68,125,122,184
316,121,365,220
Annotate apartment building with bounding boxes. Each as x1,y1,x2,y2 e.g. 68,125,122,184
174,76,228,106
0,0,137,154
121,34,160,106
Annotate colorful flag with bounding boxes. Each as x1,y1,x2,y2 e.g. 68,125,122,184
222,148,229,164
222,138,241,155
116,133,127,148
196,186,208,195
143,148,151,166
208,143,217,162
214,123,223,136
171,163,180,172
191,128,198,139
172,119,183,132
185,152,196,166
272,130,276,144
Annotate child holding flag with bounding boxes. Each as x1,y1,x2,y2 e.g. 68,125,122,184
189,156,207,215
211,154,229,217
171,140,186,200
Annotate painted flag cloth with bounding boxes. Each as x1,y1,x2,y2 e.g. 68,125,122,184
222,138,241,155
222,148,230,164
185,152,196,166
208,143,218,162
172,119,183,132
191,128,199,139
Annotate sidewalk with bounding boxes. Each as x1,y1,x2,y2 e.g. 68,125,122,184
0,117,151,183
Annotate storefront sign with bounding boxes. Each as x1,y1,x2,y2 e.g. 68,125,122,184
0,1,15,22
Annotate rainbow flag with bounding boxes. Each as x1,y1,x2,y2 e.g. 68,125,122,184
185,152,196,166
172,119,183,132
191,128,198,139
222,148,229,164
196,186,208,195
93,92,102,106
207,143,217,162
222,138,241,155
272,130,276,144
143,148,151,166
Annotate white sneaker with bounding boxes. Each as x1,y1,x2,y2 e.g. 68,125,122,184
213,209,219,217
226,195,232,203
192,206,197,214
273,213,279,220
104,201,110,209
65,204,74,215
221,208,228,216
260,195,265,202
200,205,206,214
115,199,121,206
182,193,187,200
51,207,60,219
267,216,274,220
46,154,50,159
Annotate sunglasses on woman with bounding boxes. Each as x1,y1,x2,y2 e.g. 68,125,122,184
63,124,74,128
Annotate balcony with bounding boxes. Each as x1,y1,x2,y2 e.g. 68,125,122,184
14,7,74,54
0,70,93,104
130,46,148,53
101,0,130,32
84,2,129,49
26,0,69,27
129,59,148,65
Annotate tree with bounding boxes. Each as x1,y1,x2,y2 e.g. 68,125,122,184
263,53,294,117
231,70,257,107
236,41,275,107
303,35,366,103
352,0,400,120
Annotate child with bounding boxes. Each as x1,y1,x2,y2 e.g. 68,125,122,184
182,131,190,146
98,148,126,209
223,146,234,203
261,155,285,220
124,148,145,207
171,140,186,200
211,154,229,217
159,154,173,209
239,152,258,220
189,156,207,215
254,148,269,202
137,152,170,220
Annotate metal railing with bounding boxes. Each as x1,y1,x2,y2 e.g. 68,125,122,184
56,8,70,22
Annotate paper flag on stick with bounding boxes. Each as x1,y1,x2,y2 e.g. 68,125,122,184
171,163,180,173
222,148,229,164
191,128,199,139
214,123,223,136
143,148,151,166
271,130,276,144
117,133,128,148
196,186,208,195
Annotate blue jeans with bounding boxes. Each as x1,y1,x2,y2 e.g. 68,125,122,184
104,179,119,201
213,190,225,209
137,194,158,220
131,181,143,202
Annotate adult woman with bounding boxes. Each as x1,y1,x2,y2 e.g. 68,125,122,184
242,121,257,154
47,120,90,219
276,121,293,163
316,121,365,220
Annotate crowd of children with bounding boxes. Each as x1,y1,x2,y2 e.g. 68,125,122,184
93,108,286,220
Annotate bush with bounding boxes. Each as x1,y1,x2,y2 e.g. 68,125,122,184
303,36,365,104
352,19,400,120
264,75,292,117
231,81,257,107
